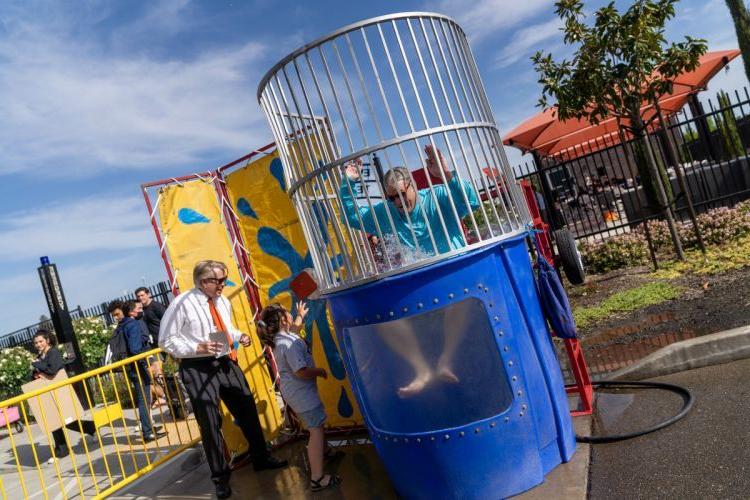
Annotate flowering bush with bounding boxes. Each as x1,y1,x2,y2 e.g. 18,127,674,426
0,346,35,402
73,317,116,370
581,201,750,274
580,232,649,274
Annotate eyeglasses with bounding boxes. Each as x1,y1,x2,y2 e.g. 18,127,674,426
386,183,412,203
204,277,228,285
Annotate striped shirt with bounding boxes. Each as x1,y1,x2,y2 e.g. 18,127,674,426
158,288,243,359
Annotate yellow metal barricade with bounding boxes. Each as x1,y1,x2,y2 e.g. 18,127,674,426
0,349,199,499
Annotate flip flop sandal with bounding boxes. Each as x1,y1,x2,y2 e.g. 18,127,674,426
310,474,341,492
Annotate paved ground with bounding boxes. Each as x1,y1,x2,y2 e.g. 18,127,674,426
0,404,199,499
116,416,592,499
588,357,750,499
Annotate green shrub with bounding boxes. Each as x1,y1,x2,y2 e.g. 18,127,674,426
579,232,649,274
581,201,750,274
73,316,115,370
0,347,36,402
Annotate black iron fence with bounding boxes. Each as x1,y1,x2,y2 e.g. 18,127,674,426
0,281,173,351
516,87,750,243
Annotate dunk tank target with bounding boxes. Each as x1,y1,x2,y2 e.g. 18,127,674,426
257,12,575,499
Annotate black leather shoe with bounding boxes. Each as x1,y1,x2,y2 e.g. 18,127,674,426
253,456,289,471
215,482,232,499
143,430,168,443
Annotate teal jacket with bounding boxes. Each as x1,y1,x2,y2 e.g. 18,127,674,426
339,174,480,254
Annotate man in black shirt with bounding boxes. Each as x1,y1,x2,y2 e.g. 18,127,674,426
135,287,167,349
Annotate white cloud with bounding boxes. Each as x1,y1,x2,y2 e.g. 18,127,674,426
0,195,153,260
495,18,562,68
0,14,270,178
427,0,551,43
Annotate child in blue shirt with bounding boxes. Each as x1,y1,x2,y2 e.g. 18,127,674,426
257,302,341,492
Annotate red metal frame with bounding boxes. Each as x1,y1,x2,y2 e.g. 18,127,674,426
520,180,593,417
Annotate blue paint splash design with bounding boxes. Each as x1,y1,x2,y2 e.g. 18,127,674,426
257,226,346,381
269,158,286,191
178,208,209,224
225,279,236,287
337,386,353,418
237,198,258,219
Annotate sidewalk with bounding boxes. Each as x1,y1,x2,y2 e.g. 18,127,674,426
114,324,750,499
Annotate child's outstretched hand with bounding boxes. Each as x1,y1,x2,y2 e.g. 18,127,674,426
296,301,309,321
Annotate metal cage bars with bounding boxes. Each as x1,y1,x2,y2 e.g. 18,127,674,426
258,12,530,292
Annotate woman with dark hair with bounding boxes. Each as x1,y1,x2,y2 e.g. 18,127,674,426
31,329,70,461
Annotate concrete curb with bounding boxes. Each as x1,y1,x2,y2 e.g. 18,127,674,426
110,446,204,499
603,325,750,381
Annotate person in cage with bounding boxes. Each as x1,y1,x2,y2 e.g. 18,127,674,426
340,144,480,256
257,302,342,493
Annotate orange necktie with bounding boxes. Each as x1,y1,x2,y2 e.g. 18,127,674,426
208,299,237,363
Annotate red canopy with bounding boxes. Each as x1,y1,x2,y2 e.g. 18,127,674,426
503,49,741,158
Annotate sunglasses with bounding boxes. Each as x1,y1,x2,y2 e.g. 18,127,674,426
386,183,412,203
204,277,228,285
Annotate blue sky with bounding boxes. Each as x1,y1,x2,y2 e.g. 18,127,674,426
0,0,743,333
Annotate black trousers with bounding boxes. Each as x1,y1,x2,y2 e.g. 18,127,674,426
180,355,269,483
51,420,97,448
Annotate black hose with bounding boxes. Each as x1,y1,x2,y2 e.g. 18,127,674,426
575,380,694,444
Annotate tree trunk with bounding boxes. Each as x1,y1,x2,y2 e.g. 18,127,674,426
726,0,750,85
655,104,707,254
630,112,685,260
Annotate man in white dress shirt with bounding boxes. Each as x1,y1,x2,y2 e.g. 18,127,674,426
159,260,287,499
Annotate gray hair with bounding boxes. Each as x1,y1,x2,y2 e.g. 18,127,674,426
193,260,228,286
383,167,412,192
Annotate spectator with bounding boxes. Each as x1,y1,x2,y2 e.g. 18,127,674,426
129,300,167,409
30,330,96,463
159,260,287,499
135,287,166,349
108,301,166,443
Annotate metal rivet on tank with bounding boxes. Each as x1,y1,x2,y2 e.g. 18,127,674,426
478,283,483,289
508,360,514,367
402,307,408,313
459,431,465,437
417,303,423,309
416,438,421,443
504,417,510,423
498,330,504,336
522,404,527,411
475,428,480,434
517,390,523,396
431,436,436,441
444,435,450,440
519,412,525,417
376,314,381,320
448,293,454,299
484,287,489,293
433,298,439,304
504,346,509,352
464,288,469,294
389,311,394,317
493,316,499,322
490,422,496,428
512,376,518,382
404,438,409,443
488,302,493,308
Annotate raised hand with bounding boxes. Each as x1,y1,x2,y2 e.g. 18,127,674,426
295,301,309,321
424,144,453,182
343,158,363,180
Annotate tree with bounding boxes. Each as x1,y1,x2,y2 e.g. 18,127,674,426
726,0,750,85
532,0,707,260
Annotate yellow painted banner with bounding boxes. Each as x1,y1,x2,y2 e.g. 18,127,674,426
224,151,363,428
157,179,283,453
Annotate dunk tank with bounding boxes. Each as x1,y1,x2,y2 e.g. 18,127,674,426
257,12,575,499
